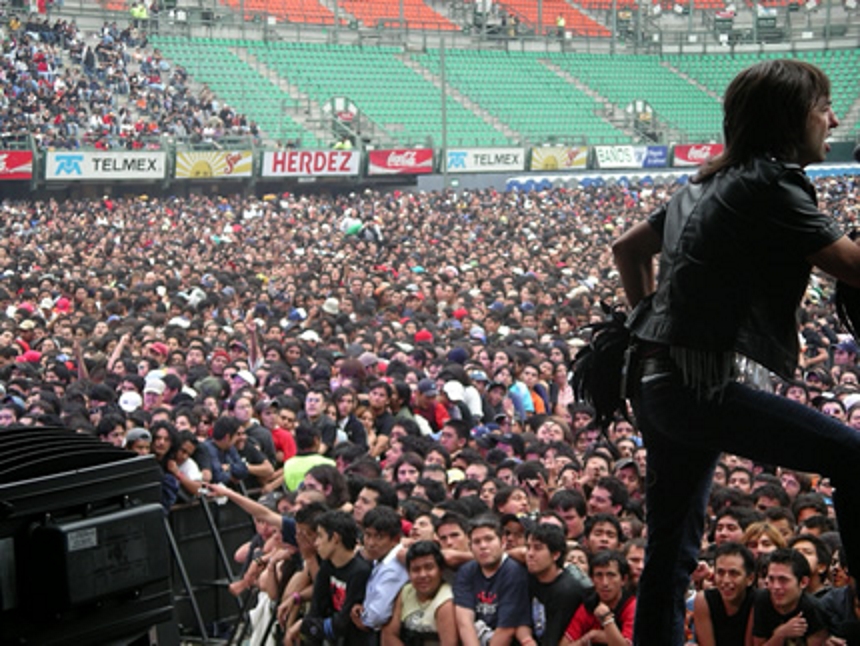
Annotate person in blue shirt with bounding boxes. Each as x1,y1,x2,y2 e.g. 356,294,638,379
203,416,248,485
454,515,533,646
350,506,409,634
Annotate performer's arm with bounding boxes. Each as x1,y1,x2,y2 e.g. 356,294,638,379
809,236,860,289
612,220,661,308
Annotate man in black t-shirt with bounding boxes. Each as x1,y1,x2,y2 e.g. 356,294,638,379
752,548,828,645
286,510,372,646
299,387,338,456
692,542,756,645
234,424,274,488
526,523,586,646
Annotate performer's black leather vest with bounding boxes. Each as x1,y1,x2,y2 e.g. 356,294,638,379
629,156,842,384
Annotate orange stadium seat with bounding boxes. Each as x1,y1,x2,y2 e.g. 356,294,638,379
576,0,724,11
337,0,459,30
577,0,639,11
220,0,338,24
497,0,610,37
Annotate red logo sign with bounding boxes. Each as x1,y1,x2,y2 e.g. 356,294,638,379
263,151,360,177
0,151,33,180
673,143,724,167
367,149,433,175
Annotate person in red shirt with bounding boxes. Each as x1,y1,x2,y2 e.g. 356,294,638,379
562,550,636,646
269,401,298,463
412,378,449,433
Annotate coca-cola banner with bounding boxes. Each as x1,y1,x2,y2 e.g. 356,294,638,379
367,149,434,176
261,150,361,177
593,145,668,170
0,151,33,180
673,143,725,167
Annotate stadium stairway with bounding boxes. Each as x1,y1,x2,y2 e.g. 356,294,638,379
151,37,321,147
247,42,509,147
414,49,627,145
228,47,357,148
143,39,860,148
664,50,860,135
540,59,639,141
396,53,521,144
551,52,724,141
315,0,359,26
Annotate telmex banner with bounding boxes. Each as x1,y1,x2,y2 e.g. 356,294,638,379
673,143,724,167
0,151,33,180
175,151,253,178
261,150,361,177
530,146,588,171
367,149,434,175
446,148,525,173
592,145,669,170
45,151,166,181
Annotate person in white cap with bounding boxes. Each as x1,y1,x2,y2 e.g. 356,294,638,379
143,378,165,411
440,381,474,429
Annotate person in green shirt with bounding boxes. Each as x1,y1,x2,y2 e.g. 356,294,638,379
283,422,334,491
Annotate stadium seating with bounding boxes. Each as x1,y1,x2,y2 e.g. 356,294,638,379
666,49,860,125
337,0,459,30
219,0,338,25
148,36,860,146
415,49,626,143
103,0,128,11
552,53,723,140
747,0,795,6
496,0,611,36
575,0,727,10
576,0,641,10
248,42,507,146
152,37,320,146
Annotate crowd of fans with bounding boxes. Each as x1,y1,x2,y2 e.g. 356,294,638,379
1,176,860,644
1,14,259,150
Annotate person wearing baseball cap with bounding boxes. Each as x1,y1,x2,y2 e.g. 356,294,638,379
414,378,449,434
209,348,231,376
143,378,166,411
16,319,37,352
834,338,859,367
147,342,169,366
125,428,152,456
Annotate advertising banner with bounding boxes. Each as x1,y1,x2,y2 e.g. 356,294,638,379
45,151,166,181
529,146,588,171
261,150,361,177
367,149,434,175
0,151,33,180
593,145,669,170
175,151,253,178
673,143,725,167
445,148,525,173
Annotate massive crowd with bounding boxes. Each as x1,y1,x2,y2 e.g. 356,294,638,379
1,14,259,150
1,175,860,643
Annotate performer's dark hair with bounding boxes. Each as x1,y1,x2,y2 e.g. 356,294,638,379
698,59,830,182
